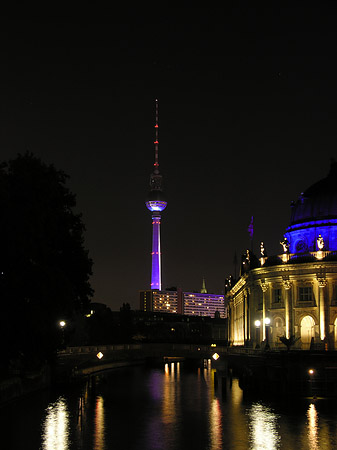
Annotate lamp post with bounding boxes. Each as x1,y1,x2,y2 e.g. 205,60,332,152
308,369,315,397
254,320,261,348
264,317,270,350
59,320,66,346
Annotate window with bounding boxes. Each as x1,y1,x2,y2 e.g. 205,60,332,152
299,287,313,302
273,289,282,303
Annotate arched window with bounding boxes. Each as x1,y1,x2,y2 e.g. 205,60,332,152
274,317,284,336
272,317,284,347
301,315,315,349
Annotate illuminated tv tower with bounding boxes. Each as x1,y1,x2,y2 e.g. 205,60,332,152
146,99,167,290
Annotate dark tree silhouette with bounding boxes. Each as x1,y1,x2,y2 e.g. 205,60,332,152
0,153,93,370
279,335,300,351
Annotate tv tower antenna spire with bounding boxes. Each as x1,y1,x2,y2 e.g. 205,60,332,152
154,98,159,174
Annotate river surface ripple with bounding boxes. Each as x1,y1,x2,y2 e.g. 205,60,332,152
2,361,337,449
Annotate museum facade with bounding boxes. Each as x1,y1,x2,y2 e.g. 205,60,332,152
227,161,337,350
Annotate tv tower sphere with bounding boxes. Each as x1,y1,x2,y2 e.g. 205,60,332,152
146,99,167,290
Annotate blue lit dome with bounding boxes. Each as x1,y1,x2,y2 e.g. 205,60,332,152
146,189,167,212
284,160,337,253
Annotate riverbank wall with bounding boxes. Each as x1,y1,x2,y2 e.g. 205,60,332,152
0,365,51,406
223,350,337,398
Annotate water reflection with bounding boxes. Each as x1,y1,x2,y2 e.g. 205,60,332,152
145,362,182,449
42,396,70,450
93,396,105,450
20,363,337,450
162,362,180,446
307,403,319,449
248,402,281,450
209,397,223,450
202,360,223,450
162,362,180,426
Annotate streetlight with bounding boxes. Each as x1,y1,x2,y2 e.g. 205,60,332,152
308,369,315,397
264,317,270,349
59,320,66,346
254,320,261,348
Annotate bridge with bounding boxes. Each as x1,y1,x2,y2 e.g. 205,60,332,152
56,344,337,398
56,343,227,380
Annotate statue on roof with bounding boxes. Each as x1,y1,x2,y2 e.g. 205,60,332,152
280,237,290,253
317,234,325,251
260,241,266,257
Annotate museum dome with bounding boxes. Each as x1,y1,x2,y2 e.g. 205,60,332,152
290,160,337,226
284,160,337,254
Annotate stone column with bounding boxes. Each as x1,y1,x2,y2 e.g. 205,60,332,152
282,276,292,339
260,281,269,340
244,289,251,342
317,275,328,342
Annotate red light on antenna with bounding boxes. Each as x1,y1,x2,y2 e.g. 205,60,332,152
154,140,159,144
154,124,158,128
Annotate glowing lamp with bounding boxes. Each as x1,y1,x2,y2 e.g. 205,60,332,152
59,320,66,328
264,317,271,325
97,352,104,360
212,353,220,361
308,369,314,375
254,320,261,328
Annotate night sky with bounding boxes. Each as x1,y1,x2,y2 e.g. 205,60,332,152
1,7,337,310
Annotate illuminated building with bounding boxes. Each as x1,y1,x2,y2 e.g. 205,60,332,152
183,291,225,318
146,99,167,291
140,288,184,314
183,278,225,318
227,160,337,349
140,280,226,318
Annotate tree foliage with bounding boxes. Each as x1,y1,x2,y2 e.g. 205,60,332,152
0,153,93,369
279,335,300,351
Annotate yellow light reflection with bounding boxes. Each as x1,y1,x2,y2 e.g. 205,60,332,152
161,362,179,442
93,396,105,450
42,396,70,450
202,359,213,385
204,362,223,450
209,398,223,449
230,378,243,405
307,403,319,450
248,402,280,450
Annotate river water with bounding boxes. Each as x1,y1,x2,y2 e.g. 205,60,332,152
2,360,337,449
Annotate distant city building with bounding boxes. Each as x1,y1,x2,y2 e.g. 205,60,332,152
183,291,225,318
140,280,226,318
140,288,183,314
227,160,337,350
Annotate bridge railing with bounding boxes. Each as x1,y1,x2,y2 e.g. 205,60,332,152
58,343,228,356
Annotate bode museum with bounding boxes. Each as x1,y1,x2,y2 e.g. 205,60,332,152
227,160,337,350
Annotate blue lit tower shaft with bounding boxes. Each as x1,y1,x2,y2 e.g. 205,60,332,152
150,213,162,289
146,99,167,290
